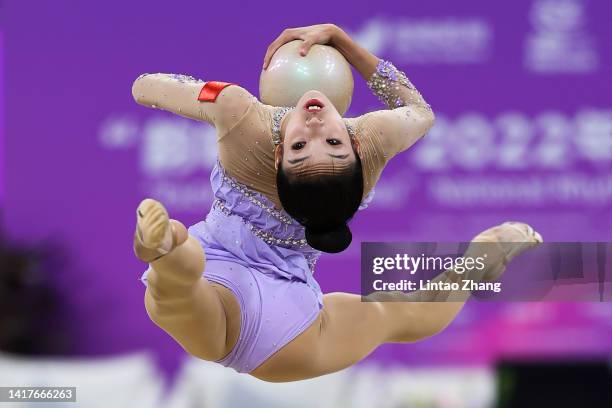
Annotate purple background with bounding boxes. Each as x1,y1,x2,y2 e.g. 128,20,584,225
0,30,3,205
3,0,611,377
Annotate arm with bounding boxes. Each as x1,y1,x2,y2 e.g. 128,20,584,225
131,73,253,135
263,24,435,155
332,28,435,154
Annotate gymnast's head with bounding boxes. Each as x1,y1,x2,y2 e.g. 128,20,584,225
275,90,364,254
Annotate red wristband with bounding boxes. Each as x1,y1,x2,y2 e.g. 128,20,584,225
198,81,235,102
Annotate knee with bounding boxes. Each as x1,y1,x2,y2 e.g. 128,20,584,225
144,288,164,323
415,317,452,340
383,303,452,343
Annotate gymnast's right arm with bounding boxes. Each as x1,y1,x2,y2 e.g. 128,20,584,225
131,73,253,135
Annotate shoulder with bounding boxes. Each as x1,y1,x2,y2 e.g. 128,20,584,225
345,111,389,148
348,109,413,157
345,110,392,140
349,109,396,130
209,84,258,134
201,83,254,111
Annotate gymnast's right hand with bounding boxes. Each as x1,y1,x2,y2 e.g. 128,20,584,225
263,23,344,69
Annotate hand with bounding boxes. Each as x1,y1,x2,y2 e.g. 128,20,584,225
263,24,342,69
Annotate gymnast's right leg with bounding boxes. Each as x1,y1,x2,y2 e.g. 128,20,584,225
135,199,240,361
251,222,542,382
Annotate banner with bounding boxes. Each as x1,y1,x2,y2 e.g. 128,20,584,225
4,0,611,371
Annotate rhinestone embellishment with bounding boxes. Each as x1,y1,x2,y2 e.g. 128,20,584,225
213,199,308,248
367,60,432,113
271,107,293,146
213,161,312,250
218,167,294,226
344,120,356,138
137,73,204,84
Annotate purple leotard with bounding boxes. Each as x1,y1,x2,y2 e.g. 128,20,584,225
141,160,374,373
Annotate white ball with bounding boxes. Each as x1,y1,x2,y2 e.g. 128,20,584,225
259,40,354,115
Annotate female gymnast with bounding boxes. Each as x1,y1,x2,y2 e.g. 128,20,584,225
132,24,542,382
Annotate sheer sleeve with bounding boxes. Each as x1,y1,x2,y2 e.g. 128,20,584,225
131,73,254,136
359,60,435,156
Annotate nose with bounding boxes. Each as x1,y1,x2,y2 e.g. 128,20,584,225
306,117,324,127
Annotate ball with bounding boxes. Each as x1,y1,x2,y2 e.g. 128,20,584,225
259,40,354,115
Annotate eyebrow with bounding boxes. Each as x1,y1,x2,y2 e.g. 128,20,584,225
288,153,349,165
288,156,310,165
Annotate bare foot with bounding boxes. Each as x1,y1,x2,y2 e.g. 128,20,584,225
133,199,187,262
469,222,543,282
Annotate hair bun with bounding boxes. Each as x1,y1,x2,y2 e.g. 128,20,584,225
305,224,352,253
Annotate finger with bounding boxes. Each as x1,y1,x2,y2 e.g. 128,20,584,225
263,30,295,69
299,38,315,56
263,47,276,69
263,40,287,69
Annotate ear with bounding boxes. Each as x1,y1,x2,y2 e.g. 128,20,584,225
274,143,283,171
344,120,361,158
350,135,362,159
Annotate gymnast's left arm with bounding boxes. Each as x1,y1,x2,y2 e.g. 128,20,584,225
361,62,436,154
331,27,435,155
262,24,434,155
131,73,253,135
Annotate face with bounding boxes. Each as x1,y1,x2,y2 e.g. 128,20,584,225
278,90,356,176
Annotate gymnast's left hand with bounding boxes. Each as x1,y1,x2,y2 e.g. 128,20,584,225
263,24,341,69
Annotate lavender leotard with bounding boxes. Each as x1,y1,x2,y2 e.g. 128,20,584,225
141,160,374,373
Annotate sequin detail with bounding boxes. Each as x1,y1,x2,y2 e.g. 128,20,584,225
271,107,293,145
212,161,320,272
138,73,205,84
168,73,204,83
213,198,308,248
218,166,295,226
344,120,356,138
367,60,432,113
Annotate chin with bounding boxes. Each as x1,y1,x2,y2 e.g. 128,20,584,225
300,90,327,101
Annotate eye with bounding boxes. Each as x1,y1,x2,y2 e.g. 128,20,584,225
327,138,341,145
291,142,306,150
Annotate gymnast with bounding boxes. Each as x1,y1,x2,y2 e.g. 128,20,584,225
132,24,542,382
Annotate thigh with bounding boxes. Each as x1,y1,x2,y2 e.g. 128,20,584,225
250,292,389,382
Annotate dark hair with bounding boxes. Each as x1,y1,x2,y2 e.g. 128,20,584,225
276,148,364,253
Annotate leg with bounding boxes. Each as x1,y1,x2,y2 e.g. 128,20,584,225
136,199,240,361
251,221,542,382
250,292,458,382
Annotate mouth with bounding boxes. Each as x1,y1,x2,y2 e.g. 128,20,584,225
303,98,325,113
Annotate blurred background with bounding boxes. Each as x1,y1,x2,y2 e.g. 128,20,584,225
1,0,611,407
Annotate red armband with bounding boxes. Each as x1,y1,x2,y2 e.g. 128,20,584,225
198,81,235,102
